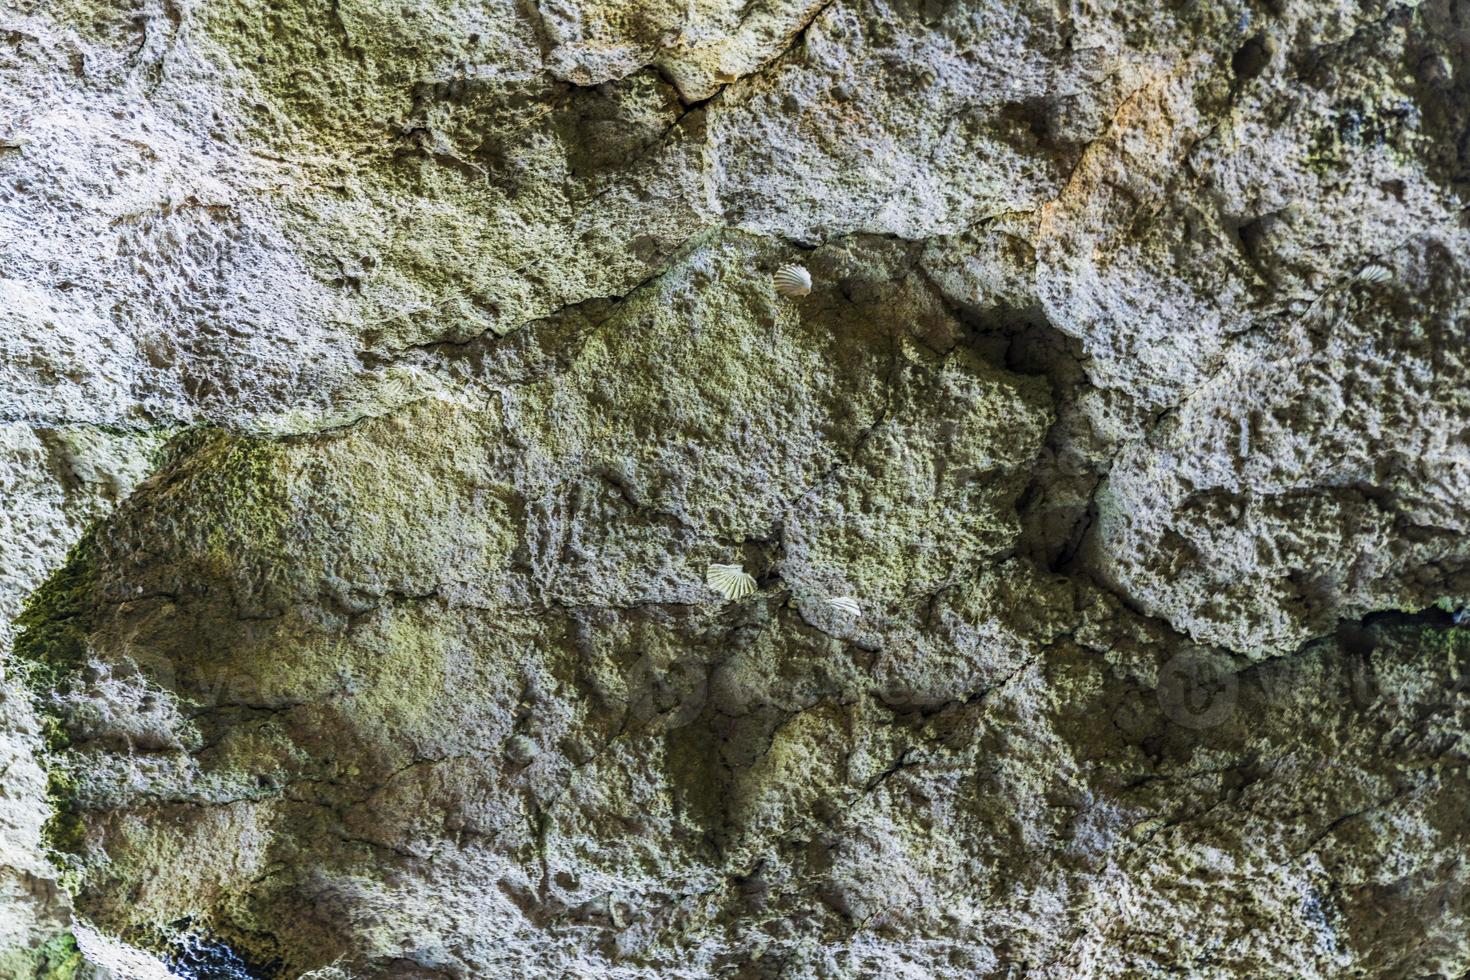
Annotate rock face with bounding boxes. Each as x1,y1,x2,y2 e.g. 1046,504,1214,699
2,0,1470,976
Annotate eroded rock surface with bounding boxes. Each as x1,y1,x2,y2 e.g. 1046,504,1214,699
3,0,1470,976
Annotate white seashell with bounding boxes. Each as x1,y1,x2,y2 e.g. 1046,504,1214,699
706,563,757,601
773,264,812,298
826,596,861,617
1356,263,1393,283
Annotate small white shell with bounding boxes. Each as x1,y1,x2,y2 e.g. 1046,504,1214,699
826,596,861,617
1357,263,1393,283
706,563,757,601
773,264,812,298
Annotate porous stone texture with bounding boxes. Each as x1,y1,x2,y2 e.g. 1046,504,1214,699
2,0,1470,976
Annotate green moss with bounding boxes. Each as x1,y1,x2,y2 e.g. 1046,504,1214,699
11,528,100,702
9,440,227,867
195,436,290,524
41,767,86,860
13,531,97,862
38,762,86,870
0,932,85,980
1378,618,1470,659
160,432,294,590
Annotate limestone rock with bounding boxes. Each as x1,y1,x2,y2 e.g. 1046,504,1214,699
3,0,1470,975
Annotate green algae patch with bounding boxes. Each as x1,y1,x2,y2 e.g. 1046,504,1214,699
41,766,86,862
0,932,85,980
9,431,296,868
180,433,293,550
1371,617,1470,683
8,425,204,693
11,529,102,699
11,533,97,865
141,431,298,614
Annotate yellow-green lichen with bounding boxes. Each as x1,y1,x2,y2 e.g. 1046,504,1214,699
186,0,569,348
182,0,704,351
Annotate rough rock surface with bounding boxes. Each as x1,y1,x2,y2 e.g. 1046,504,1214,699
2,0,1469,976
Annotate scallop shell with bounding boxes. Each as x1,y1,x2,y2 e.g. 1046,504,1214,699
1356,263,1393,283
706,563,757,601
773,264,812,298
826,596,861,617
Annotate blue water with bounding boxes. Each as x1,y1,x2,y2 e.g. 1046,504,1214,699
160,923,281,980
